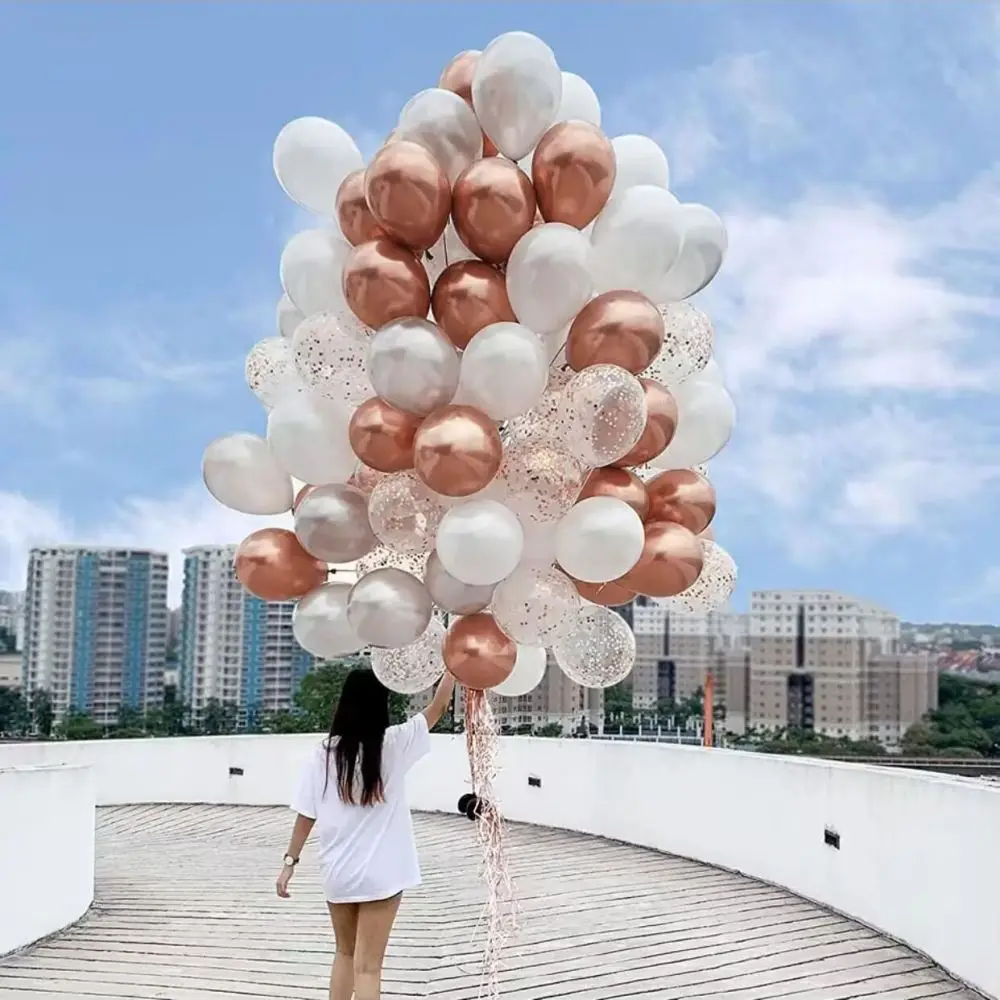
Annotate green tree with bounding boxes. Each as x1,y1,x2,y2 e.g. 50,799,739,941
57,710,103,741
200,698,238,736
265,709,314,733
902,674,1000,757
534,722,563,738
111,705,146,739
0,687,31,736
295,658,362,730
293,657,412,731
146,684,189,737
0,627,16,654
32,688,54,737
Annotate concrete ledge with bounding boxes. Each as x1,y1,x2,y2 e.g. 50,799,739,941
0,764,96,956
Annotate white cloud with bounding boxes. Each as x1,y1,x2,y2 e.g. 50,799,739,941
0,486,291,606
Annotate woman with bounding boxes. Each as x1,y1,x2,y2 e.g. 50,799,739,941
277,667,456,1000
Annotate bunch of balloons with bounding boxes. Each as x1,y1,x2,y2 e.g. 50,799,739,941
202,30,738,702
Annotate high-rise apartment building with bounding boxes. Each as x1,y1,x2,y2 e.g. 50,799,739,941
627,590,935,746
747,590,935,744
21,547,169,725
0,590,25,651
179,545,340,724
631,596,748,722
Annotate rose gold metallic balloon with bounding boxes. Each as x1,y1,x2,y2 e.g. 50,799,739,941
613,379,678,467
365,141,451,252
438,51,498,157
335,169,386,246
618,521,704,598
439,50,479,102
431,260,516,350
572,577,636,608
342,238,431,330
452,159,536,264
578,467,650,520
293,484,317,512
348,398,421,473
413,404,503,497
234,528,327,602
443,612,516,690
646,468,717,534
532,121,616,229
566,290,665,373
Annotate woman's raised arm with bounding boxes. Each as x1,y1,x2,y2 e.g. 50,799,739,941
422,671,457,730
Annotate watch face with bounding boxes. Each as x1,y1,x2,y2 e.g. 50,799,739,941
283,855,296,866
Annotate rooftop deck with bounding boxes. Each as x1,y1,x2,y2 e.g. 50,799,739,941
0,804,980,999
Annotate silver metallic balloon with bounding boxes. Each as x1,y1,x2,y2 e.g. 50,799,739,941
294,484,377,563
346,567,433,649
292,582,363,658
424,550,495,614
368,317,460,416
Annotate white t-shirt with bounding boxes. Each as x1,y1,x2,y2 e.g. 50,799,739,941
290,713,431,903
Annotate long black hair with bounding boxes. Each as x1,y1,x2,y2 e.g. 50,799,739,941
324,668,390,806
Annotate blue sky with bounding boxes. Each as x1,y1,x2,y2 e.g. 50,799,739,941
1,2,998,620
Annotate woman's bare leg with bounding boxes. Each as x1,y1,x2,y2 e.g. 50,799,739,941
327,902,360,1000
353,893,402,1000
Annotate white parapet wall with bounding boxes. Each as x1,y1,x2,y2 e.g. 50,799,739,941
0,735,997,999
0,764,95,957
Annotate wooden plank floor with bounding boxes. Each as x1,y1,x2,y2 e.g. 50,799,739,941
0,805,979,999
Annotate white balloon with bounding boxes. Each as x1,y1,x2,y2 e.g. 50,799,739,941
557,72,601,126
273,117,363,216
650,379,736,470
397,88,483,183
491,645,547,697
698,356,726,387
293,583,362,658
267,393,356,485
456,322,548,419
472,31,562,160
368,318,460,415
555,496,644,583
652,203,728,302
202,433,293,515
610,134,670,195
280,229,351,316
506,224,593,335
590,185,684,297
436,499,524,586
277,294,305,339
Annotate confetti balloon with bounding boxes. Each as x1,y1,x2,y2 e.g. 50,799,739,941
564,364,647,466
553,605,636,689
491,565,580,645
372,616,446,694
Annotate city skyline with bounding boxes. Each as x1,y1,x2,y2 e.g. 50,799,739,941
6,543,942,747
1,3,999,622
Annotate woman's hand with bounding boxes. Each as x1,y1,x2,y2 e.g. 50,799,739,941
276,863,295,899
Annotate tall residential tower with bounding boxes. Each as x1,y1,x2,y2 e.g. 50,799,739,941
21,547,169,725
179,545,316,724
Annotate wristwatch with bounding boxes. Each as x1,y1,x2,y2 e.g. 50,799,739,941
283,854,299,867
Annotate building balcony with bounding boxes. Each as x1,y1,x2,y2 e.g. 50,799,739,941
0,738,996,998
